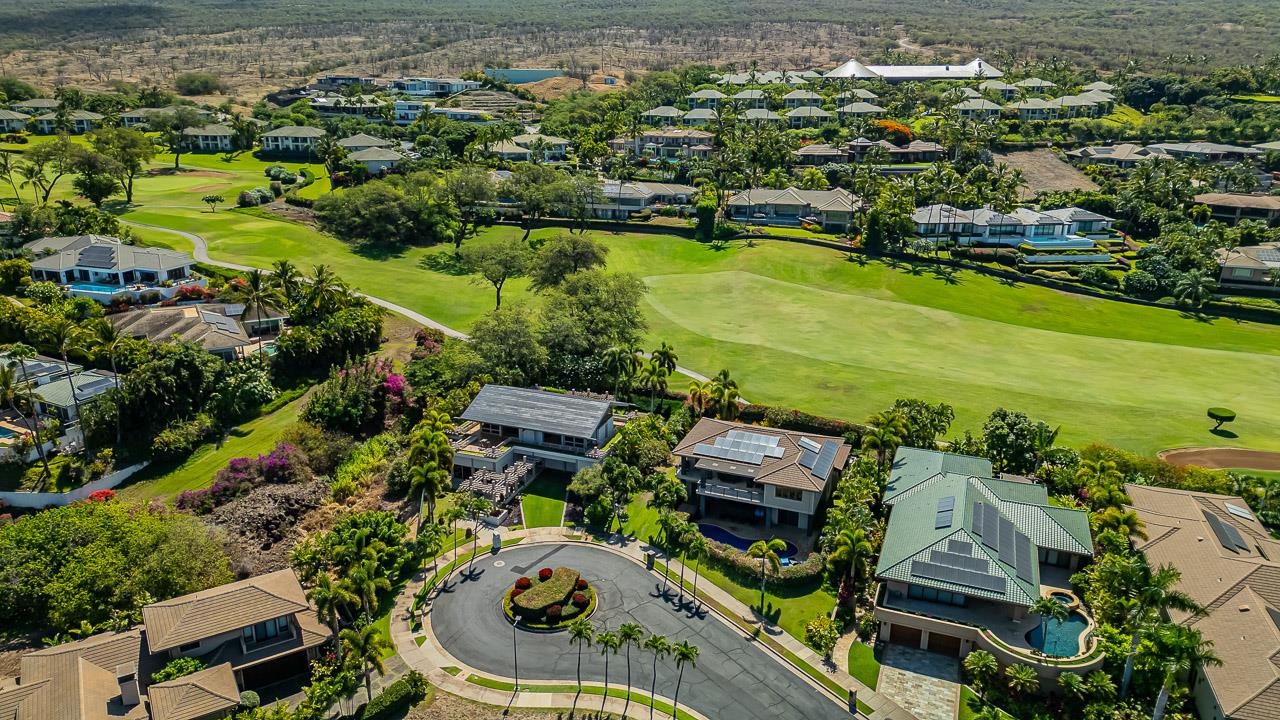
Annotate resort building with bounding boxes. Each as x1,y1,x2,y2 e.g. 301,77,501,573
952,99,1002,120
979,80,1019,100
874,448,1097,676
607,128,715,160
111,303,287,360
741,108,783,124
348,148,404,174
182,123,235,152
825,57,1003,83
450,385,616,480
1195,192,1280,225
511,133,571,161
0,109,30,132
389,76,481,97
1066,143,1152,168
785,106,832,128
1125,485,1280,720
687,88,726,109
731,89,768,109
782,89,822,109
682,108,718,126
34,109,103,134
673,418,851,531
0,352,79,388
1214,241,1280,292
725,187,860,232
641,106,685,124
836,102,886,119
26,235,201,303
260,125,325,155
0,570,330,720
912,204,1113,247
336,132,396,152
393,99,427,125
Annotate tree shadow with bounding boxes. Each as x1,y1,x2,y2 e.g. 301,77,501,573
997,275,1021,288
845,253,868,266
929,266,962,285
754,601,783,628
1210,428,1239,439
1178,310,1215,324
102,199,132,215
420,251,473,276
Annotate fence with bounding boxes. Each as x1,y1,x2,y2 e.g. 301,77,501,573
0,462,150,508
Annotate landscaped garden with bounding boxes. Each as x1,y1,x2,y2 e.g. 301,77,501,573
519,474,567,528
505,566,597,630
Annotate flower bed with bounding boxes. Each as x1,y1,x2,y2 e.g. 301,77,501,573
505,566,597,630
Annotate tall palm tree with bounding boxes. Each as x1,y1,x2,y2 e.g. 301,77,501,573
651,342,678,375
42,317,88,432
6,344,50,478
91,321,125,446
465,493,494,577
686,379,713,416
686,533,710,610
1030,596,1069,650
636,359,668,413
827,527,873,622
1152,625,1221,720
270,259,303,307
746,539,786,618
407,420,454,529
709,369,740,419
1120,562,1203,698
1092,507,1149,544
339,624,393,703
442,503,468,562
567,618,595,705
602,344,641,399
306,573,357,644
618,622,645,718
670,640,699,719
597,628,621,715
344,559,391,616
225,269,285,354
643,634,670,720
861,411,907,467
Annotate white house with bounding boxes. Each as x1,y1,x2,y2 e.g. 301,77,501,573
731,89,768,109
912,204,1112,247
348,147,404,174
261,125,325,155
182,123,235,152
786,106,832,128
782,89,822,109
687,88,726,109
336,132,395,152
26,234,202,302
34,109,103,134
726,187,859,232
826,58,1003,83
588,180,697,219
1007,98,1059,121
390,77,481,97
0,109,30,132
836,102,885,119
512,133,570,160
682,108,718,126
952,99,1001,120
429,107,493,123
641,106,685,124
741,108,782,124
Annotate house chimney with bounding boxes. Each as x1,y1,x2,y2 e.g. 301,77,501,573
116,663,140,707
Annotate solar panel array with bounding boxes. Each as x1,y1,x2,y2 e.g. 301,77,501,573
982,504,999,550
1203,510,1248,553
971,501,985,537
998,516,1016,566
810,441,839,479
911,560,1005,593
76,377,115,397
1014,530,1035,583
929,549,987,572
797,437,821,454
694,429,785,466
948,539,973,554
77,245,117,269
1258,248,1280,263
936,495,955,529
1225,503,1256,522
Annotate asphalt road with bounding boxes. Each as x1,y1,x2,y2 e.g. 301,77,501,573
430,543,848,720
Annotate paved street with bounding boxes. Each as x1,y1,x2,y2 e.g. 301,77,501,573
429,543,851,720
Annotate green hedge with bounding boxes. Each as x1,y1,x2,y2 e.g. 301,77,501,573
355,672,428,720
512,567,579,614
704,540,827,587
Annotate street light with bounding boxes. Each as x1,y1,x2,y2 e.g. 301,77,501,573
508,613,521,711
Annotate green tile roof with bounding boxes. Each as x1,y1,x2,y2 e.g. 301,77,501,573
886,446,992,502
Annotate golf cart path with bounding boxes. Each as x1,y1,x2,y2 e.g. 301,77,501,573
123,219,719,384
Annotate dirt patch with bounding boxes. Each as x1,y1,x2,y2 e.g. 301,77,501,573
262,201,319,226
994,150,1099,200
146,168,234,179
205,479,329,576
407,692,571,720
1158,447,1280,471
526,74,627,101
187,183,230,193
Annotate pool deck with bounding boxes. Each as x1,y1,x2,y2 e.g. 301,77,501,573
684,510,816,559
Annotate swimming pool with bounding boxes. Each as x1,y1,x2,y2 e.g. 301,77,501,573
1023,238,1098,250
70,283,124,294
1025,610,1089,657
0,427,15,439
697,523,799,559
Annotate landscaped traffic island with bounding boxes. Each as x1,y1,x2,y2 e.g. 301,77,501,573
504,566,597,630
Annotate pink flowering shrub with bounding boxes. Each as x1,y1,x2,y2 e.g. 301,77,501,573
176,441,311,514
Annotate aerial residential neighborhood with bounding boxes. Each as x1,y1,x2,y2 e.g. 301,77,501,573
2,6,1280,720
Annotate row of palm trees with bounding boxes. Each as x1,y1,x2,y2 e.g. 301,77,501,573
602,342,678,411
564,618,700,720
686,369,740,420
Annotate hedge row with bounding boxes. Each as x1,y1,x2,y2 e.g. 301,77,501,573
704,540,827,587
736,404,867,442
354,672,428,720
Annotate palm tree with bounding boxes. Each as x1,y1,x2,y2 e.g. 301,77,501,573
651,342,678,375
602,344,641,399
686,379,713,416
1120,562,1203,698
861,411,907,467
637,360,669,412
597,628,621,715
1152,626,1221,720
686,533,710,610
1077,459,1129,511
568,618,595,704
670,641,699,719
42,317,88,433
407,422,454,529
709,369,741,419
1057,671,1087,704
345,560,391,616
672,522,692,603
746,539,786,619
1092,507,1148,544
1173,271,1216,309
618,622,645,718
91,321,125,446
962,650,998,700
643,634,670,720
306,573,357,643
416,521,446,576
1030,596,1069,651
4,344,50,477
339,624,393,704
827,527,873,622
464,493,493,577
1084,669,1117,702
270,259,303,306
225,269,285,354
1004,663,1039,699
441,504,468,562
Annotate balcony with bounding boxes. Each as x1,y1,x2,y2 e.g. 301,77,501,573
695,479,764,504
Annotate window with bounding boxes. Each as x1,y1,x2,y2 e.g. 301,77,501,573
242,616,293,648
1231,268,1254,279
775,488,803,501
178,641,200,652
907,584,967,607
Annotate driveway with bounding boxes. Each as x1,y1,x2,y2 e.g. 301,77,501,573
429,544,847,720
876,645,960,720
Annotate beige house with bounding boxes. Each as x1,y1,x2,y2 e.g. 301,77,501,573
1214,241,1280,292
1196,193,1280,225
260,125,325,155
182,124,234,152
0,569,331,720
1127,485,1280,720
0,109,30,132
34,109,103,134
725,187,860,232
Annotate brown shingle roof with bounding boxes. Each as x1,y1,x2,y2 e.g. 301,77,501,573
142,569,309,653
16,629,149,720
1195,193,1280,211
146,664,239,720
673,417,851,492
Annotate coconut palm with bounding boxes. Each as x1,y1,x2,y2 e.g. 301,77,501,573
1120,563,1203,698
568,618,595,705
637,359,669,412
861,410,907,467
91,321,125,446
670,640,699,718
709,369,740,419
686,532,710,610
827,527,873,622
1004,663,1039,699
1152,626,1220,720
1092,507,1148,543
270,259,303,306
407,423,454,529
597,628,621,715
1030,596,1069,651
746,538,786,619
643,633,670,720
686,379,713,416
602,344,641,399
962,650,998,700
464,493,494,577
439,504,468,588
41,317,89,433
415,521,446,576
224,269,285,354
339,624,393,703
344,560,391,615
651,342,678,375
306,573,357,643
618,622,645,718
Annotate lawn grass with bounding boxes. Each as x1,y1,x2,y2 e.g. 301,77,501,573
464,674,700,720
1231,94,1280,103
958,686,1014,720
520,474,567,527
847,641,880,690
1102,104,1146,126
117,394,305,501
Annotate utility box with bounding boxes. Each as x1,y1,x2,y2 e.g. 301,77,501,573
492,531,502,552
645,552,656,571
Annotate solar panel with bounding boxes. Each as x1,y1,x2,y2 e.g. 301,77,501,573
938,496,956,511
910,560,1005,593
971,502,984,536
948,539,974,554
1225,503,1256,522
797,437,821,454
929,549,988,572
935,509,953,529
798,449,818,470
1203,510,1248,552
810,440,839,479
1014,530,1035,583
76,378,114,396
998,516,1016,565
1258,249,1280,263
981,503,999,550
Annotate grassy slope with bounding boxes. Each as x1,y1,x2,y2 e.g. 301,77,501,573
520,474,567,527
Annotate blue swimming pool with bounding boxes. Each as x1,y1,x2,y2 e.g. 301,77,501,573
70,283,124,294
1025,610,1088,657
0,427,15,439
1023,238,1098,250
698,523,799,559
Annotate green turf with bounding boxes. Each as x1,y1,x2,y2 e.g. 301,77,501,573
958,686,1014,720
1102,104,1145,127
1231,94,1280,103
118,395,305,501
464,675,700,720
520,474,567,527
847,641,880,690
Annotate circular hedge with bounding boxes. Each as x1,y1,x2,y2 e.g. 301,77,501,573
503,566,597,631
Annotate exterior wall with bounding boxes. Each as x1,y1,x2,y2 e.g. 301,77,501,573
1192,669,1227,720
189,135,233,152
360,158,398,174
261,136,319,155
0,462,149,507
0,118,27,132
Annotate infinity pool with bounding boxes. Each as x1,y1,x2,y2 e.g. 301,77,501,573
70,283,124,294
698,523,799,559
1025,610,1088,657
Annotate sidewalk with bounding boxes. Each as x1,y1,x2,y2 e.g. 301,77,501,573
388,524,919,720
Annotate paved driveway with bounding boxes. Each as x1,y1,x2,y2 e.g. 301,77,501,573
429,544,848,720
876,645,960,720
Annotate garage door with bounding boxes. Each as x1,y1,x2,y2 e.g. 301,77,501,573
927,632,963,656
888,624,922,648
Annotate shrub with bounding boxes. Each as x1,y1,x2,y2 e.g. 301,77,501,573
280,422,356,476
238,691,260,709
138,290,162,305
174,71,225,95
515,576,532,590
265,164,285,179
804,616,840,657
356,672,429,720
151,656,205,684
237,190,257,208
538,567,553,581
1077,265,1117,288
545,604,562,620
574,577,588,591
269,180,283,197
510,587,525,599
514,567,580,617
152,414,214,460
284,195,315,208
571,592,588,608
1207,407,1236,429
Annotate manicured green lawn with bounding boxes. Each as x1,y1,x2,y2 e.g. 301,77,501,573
520,474,567,527
1231,94,1280,103
118,395,305,501
847,641,880,690
465,675,699,720
1102,104,1146,126
958,686,1014,720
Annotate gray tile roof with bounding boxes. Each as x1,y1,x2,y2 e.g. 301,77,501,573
262,125,325,138
28,236,194,274
460,385,612,439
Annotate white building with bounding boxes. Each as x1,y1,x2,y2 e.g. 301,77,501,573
261,125,325,155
